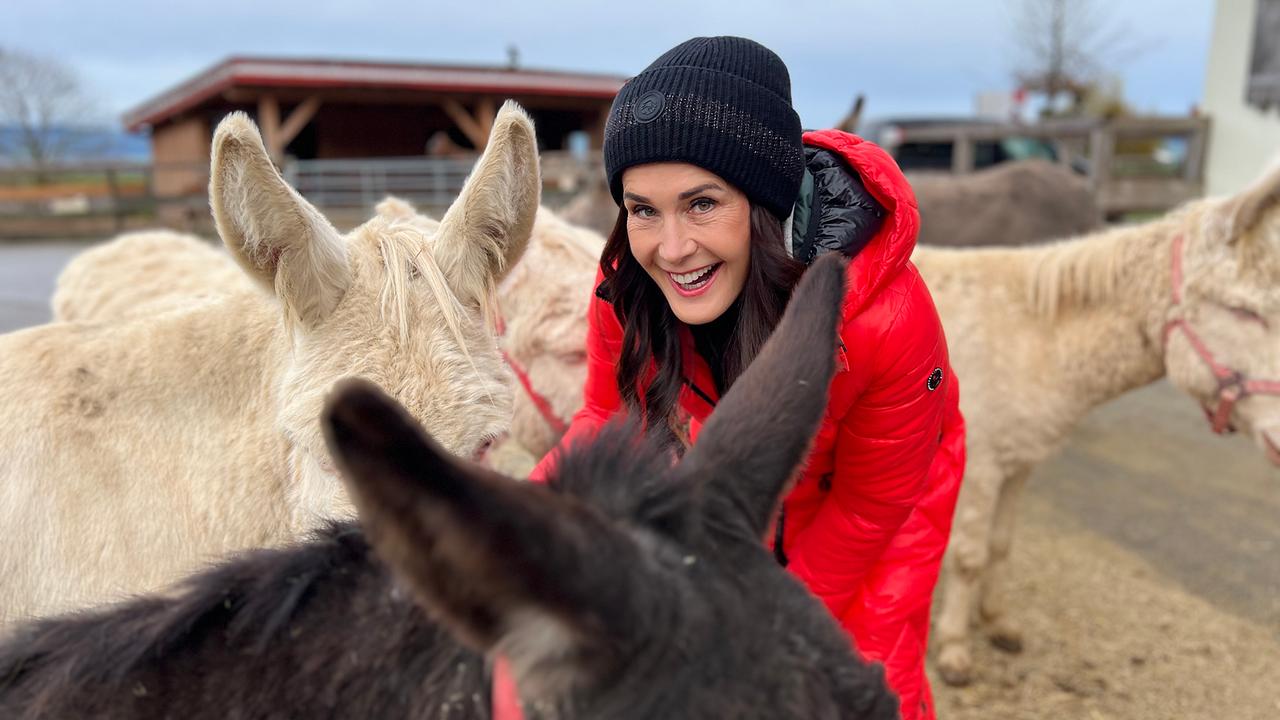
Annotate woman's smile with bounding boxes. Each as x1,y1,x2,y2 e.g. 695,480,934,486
666,262,723,296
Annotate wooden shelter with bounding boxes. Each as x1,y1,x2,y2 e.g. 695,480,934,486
122,56,625,199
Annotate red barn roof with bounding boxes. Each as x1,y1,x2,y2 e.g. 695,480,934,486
124,56,627,131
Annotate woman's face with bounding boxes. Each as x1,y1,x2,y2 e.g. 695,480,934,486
621,163,752,325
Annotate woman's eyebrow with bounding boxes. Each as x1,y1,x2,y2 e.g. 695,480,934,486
622,191,652,203
678,183,724,200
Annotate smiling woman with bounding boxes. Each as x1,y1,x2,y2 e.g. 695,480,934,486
523,36,966,720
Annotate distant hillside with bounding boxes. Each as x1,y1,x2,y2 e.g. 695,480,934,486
0,125,150,166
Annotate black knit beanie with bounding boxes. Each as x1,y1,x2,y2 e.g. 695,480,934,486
603,36,804,220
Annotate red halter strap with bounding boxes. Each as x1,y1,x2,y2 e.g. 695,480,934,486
490,311,557,720
502,349,570,435
492,656,523,720
1162,234,1280,434
494,314,571,437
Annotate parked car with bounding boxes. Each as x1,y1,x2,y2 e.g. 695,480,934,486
857,117,1088,174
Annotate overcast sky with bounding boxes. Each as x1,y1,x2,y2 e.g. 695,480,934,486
3,0,1215,129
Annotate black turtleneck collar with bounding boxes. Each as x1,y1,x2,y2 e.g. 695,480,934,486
690,296,741,395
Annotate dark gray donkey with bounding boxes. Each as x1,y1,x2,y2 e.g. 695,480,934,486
0,253,898,720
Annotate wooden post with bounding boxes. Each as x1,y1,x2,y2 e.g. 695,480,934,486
143,164,155,220
1088,124,1114,194
476,96,496,139
105,167,123,233
586,107,610,150
951,131,975,174
1183,119,1209,185
258,95,282,162
1052,139,1073,168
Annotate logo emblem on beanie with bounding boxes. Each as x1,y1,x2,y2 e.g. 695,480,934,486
633,91,666,123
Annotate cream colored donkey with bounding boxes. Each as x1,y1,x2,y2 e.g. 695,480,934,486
919,161,1280,684
55,201,603,475
1,101,540,626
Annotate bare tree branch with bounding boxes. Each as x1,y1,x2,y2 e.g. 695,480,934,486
1007,0,1151,116
0,48,99,178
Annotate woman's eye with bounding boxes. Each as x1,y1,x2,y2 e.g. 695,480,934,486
630,205,655,219
691,198,716,213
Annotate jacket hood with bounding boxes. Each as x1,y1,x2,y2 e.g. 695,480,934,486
796,130,921,317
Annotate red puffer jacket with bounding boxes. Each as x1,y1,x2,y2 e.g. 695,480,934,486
528,130,965,720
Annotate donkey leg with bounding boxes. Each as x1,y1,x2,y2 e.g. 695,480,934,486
933,459,1004,687
980,467,1031,654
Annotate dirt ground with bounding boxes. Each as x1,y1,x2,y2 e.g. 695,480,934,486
930,381,1280,719
930,490,1280,719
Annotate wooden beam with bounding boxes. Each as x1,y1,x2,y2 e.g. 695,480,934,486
1183,119,1209,184
476,96,496,139
442,99,489,150
586,107,609,150
951,132,975,174
257,95,282,162
1088,126,1114,193
277,96,322,149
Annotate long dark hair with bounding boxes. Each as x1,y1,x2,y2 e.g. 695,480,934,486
597,204,805,432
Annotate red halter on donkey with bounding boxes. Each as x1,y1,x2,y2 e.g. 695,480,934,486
1163,234,1280,436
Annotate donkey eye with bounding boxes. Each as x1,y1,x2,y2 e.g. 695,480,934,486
1225,304,1269,328
558,350,588,365
473,435,499,462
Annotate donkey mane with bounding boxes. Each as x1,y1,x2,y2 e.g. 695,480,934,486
1026,227,1126,319
1026,209,1185,319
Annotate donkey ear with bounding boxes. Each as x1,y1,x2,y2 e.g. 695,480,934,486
436,101,541,302
209,111,349,327
1222,160,1280,243
673,253,846,540
322,379,646,690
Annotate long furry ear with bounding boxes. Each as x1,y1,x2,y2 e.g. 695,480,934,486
1223,159,1280,244
672,253,846,540
209,112,349,327
322,379,648,692
435,101,541,304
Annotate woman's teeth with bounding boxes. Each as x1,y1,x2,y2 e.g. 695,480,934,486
671,264,719,289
